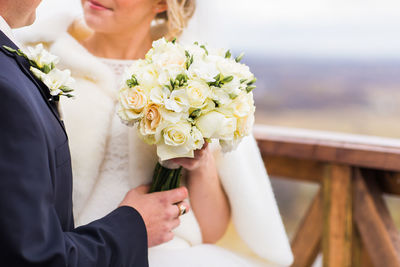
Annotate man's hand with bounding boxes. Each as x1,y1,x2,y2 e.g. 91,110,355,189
119,186,190,247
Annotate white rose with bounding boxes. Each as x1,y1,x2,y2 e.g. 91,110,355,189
186,79,210,108
152,44,186,70
221,77,241,97
191,126,205,150
150,86,170,105
145,38,168,61
228,92,255,118
123,59,147,80
186,44,207,59
157,66,186,86
200,99,216,114
157,122,196,160
164,89,189,113
236,112,255,137
188,59,219,83
137,65,159,90
159,107,185,124
211,87,232,106
217,57,253,81
195,111,237,140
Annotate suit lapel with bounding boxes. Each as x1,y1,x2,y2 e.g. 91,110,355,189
0,31,66,135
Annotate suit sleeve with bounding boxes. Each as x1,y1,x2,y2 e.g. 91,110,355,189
0,80,148,266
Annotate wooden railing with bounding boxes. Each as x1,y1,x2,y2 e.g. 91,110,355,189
254,125,400,267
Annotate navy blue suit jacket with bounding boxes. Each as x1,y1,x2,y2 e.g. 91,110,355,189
0,31,148,266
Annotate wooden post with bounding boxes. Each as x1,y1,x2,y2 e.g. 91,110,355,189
291,190,323,267
322,164,352,267
353,169,400,267
352,227,374,267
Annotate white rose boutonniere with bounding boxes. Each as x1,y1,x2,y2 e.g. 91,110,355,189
3,44,75,99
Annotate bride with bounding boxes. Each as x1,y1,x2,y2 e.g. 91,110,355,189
19,0,293,266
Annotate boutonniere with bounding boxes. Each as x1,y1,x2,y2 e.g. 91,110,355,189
3,44,75,99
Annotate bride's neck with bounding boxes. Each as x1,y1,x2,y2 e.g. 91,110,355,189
82,27,153,60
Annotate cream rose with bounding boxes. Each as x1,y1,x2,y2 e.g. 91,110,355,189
118,88,147,122
139,103,163,136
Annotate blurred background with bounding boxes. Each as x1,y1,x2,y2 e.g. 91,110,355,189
25,0,400,263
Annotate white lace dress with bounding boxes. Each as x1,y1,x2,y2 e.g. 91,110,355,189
74,58,134,223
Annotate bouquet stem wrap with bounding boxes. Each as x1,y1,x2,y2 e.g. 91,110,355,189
150,163,183,193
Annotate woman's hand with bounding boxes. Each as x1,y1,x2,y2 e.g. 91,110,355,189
170,142,210,171
169,142,231,243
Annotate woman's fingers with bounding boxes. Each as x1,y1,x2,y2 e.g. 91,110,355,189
171,143,210,170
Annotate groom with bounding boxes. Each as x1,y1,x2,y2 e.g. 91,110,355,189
0,1,189,266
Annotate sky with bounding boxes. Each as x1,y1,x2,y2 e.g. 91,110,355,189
29,0,400,59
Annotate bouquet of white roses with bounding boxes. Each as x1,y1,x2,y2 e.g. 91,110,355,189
117,38,256,192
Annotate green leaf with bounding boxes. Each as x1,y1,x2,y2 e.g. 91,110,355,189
225,50,231,59
229,93,238,99
3,45,28,59
190,108,202,119
235,52,245,63
176,74,188,84
184,50,194,70
171,37,177,44
187,117,195,124
2,45,17,53
247,78,257,86
164,84,173,91
42,65,51,74
222,75,234,83
59,85,74,93
246,85,256,93
200,45,209,55
213,100,221,108
194,41,199,45
126,75,139,88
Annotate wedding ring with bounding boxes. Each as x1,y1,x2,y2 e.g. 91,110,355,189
176,203,186,216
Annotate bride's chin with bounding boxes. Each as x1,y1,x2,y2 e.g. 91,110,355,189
84,14,113,33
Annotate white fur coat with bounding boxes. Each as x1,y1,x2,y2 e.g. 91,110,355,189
17,14,293,266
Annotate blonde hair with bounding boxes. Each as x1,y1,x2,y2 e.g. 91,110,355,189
154,0,196,40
